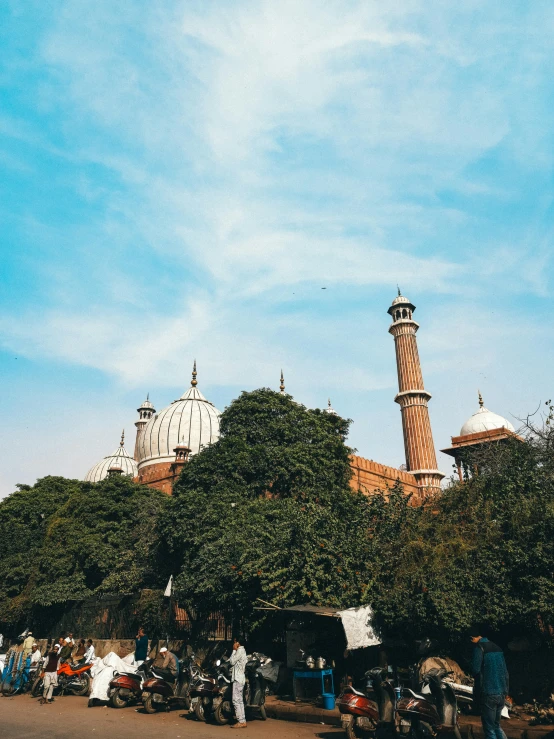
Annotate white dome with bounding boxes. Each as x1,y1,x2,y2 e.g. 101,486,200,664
85,434,138,483
460,399,515,436
136,378,221,470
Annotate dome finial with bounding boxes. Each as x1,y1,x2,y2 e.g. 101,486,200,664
120,429,125,446
280,369,285,393
191,359,198,387
147,392,149,401
397,284,401,297
478,390,484,408
328,398,332,408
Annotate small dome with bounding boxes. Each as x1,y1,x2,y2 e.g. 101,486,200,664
460,394,514,436
392,294,410,306
85,432,138,483
138,395,155,412
136,364,221,470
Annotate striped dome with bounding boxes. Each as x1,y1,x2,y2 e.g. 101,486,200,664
85,433,138,483
136,366,221,471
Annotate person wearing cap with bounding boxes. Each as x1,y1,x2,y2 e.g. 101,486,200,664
156,647,178,682
58,637,73,663
229,637,248,729
40,643,60,704
30,643,42,668
22,631,35,659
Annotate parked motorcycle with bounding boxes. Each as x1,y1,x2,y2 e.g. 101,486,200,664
31,659,92,698
141,656,191,714
338,666,395,739
396,667,462,739
108,660,151,708
188,658,220,721
245,652,269,720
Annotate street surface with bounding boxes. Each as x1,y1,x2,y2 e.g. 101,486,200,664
0,694,343,738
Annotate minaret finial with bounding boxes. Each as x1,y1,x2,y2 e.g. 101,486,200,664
397,285,401,297
328,398,332,408
120,429,125,446
280,369,285,393
478,390,484,408
191,359,198,387
147,392,149,401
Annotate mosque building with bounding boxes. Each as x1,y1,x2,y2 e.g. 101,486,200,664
84,292,517,502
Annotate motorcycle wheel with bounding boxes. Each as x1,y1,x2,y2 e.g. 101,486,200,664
144,694,160,714
109,688,129,708
69,673,91,697
31,676,44,698
214,700,231,725
259,702,267,721
178,680,191,710
194,698,206,722
345,718,359,739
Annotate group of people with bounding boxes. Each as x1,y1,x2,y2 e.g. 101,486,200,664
30,633,95,704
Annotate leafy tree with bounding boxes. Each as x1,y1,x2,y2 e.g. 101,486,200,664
0,476,78,624
163,388,376,625
0,475,168,626
30,475,167,605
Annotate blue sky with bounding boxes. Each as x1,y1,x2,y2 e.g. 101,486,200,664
1,0,553,497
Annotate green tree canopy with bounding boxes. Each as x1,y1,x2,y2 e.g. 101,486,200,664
163,388,376,623
0,475,168,625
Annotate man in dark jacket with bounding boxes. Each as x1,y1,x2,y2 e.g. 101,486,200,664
471,635,509,739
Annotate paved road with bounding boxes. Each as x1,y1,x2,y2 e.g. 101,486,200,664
0,694,343,738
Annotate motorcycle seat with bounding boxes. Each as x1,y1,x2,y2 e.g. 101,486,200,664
345,687,366,697
402,688,427,701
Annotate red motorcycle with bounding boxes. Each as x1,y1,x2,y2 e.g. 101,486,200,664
338,681,379,738
396,668,462,739
338,667,396,739
108,660,151,708
31,660,92,698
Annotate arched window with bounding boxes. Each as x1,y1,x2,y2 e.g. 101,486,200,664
396,310,401,320
402,309,407,318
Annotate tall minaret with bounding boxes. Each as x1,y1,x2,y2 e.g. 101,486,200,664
388,290,444,497
134,394,156,461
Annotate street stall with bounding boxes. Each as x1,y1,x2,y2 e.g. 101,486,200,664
256,601,381,705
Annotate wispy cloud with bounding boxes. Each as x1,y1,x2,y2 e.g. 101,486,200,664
1,0,554,494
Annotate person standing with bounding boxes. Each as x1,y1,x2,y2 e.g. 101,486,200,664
135,626,148,666
40,643,60,704
229,636,248,729
471,634,509,739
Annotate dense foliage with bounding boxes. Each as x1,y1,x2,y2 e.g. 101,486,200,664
365,436,554,638
163,388,374,622
1,390,552,644
0,475,167,626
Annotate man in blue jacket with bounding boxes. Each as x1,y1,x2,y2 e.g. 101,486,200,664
470,635,509,739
